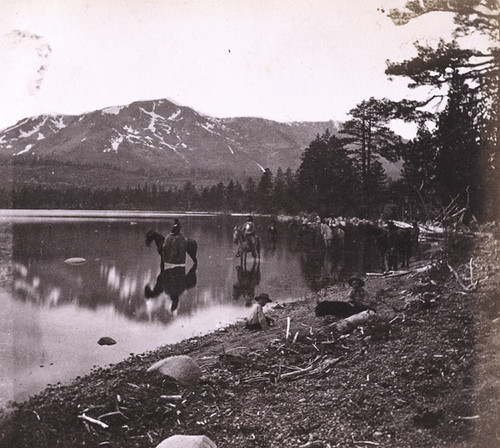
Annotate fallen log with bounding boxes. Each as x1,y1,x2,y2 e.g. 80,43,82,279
327,310,376,334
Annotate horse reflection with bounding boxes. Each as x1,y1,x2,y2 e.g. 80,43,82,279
321,249,345,283
145,265,197,312
299,248,346,291
267,221,278,250
232,261,261,302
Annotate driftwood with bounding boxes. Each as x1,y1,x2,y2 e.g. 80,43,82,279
78,413,109,429
447,261,478,292
327,310,375,333
160,394,183,401
243,356,342,384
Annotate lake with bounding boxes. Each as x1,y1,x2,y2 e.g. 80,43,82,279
0,211,382,407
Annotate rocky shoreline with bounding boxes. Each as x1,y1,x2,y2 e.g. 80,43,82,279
1,230,500,448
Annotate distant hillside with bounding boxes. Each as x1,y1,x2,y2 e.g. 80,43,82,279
0,98,401,188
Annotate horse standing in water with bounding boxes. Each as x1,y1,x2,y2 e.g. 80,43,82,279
267,221,278,248
320,223,345,251
233,226,260,266
146,230,198,270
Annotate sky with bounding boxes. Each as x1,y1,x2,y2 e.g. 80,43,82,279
0,0,460,136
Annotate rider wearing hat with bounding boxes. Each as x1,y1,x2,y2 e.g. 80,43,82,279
242,215,257,256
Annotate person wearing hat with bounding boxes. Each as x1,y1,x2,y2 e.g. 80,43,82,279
245,293,274,330
347,275,374,310
171,218,181,236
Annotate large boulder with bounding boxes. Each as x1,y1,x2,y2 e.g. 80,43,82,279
156,435,216,448
147,355,202,387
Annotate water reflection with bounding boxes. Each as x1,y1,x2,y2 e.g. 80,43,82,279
145,265,198,313
232,261,261,303
8,217,386,315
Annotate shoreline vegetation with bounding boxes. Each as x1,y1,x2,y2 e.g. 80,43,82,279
1,222,499,447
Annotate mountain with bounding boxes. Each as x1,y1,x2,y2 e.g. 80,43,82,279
0,98,400,188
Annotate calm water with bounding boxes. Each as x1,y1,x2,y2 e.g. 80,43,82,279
0,213,381,406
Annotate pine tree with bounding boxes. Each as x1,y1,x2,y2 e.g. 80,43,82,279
273,167,287,212
298,131,359,216
340,98,401,216
257,168,274,213
386,0,499,219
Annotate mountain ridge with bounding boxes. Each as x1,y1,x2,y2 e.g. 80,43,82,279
0,98,400,188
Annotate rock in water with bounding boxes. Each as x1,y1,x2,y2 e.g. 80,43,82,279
147,355,202,387
156,435,217,448
98,337,116,346
64,257,87,265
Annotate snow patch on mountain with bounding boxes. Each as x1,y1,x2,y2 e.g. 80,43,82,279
167,109,182,121
123,125,139,135
103,105,124,115
51,116,66,130
199,122,216,134
15,144,33,156
1,117,30,134
139,106,165,133
255,161,265,172
156,134,181,155
105,135,123,153
19,116,47,138
37,132,44,140
227,144,234,155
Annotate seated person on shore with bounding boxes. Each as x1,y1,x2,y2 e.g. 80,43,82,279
163,218,188,265
347,275,374,310
245,293,275,330
315,275,375,318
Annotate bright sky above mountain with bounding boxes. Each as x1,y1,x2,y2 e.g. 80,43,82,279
1,0,459,136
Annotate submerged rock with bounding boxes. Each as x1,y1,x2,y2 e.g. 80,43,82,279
64,257,87,265
98,337,116,346
147,355,202,387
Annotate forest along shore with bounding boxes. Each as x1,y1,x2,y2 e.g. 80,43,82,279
1,228,500,448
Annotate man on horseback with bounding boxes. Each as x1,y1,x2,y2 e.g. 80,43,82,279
163,218,188,265
242,215,257,258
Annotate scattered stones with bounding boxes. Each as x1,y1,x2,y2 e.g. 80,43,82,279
147,355,202,387
97,337,116,346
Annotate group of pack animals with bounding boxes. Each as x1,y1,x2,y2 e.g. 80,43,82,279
289,218,420,272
